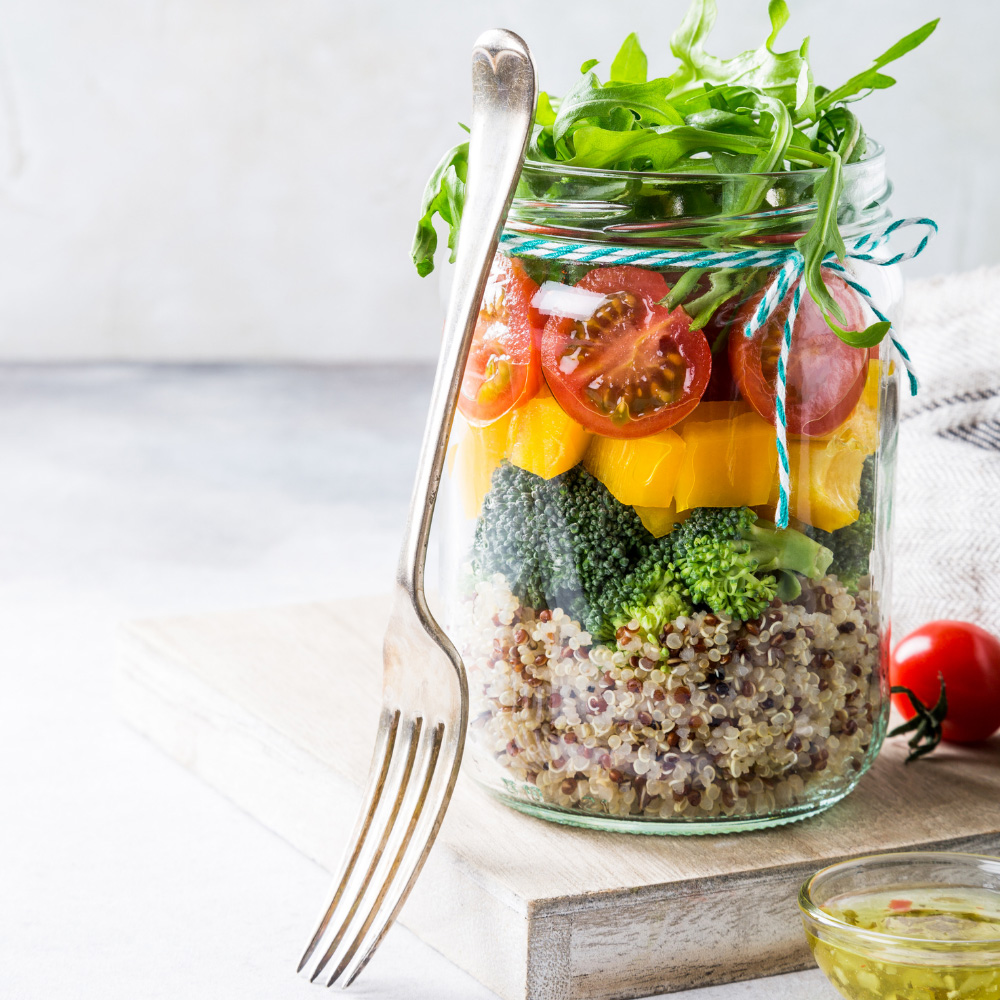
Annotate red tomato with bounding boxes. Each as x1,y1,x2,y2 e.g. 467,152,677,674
700,291,747,401
702,347,740,402
728,276,870,436
891,621,1000,744
539,265,711,438
458,256,542,426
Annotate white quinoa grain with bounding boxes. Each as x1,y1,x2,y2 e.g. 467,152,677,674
459,574,881,823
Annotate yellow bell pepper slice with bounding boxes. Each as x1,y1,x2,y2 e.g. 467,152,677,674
780,361,885,531
452,412,512,518
809,359,882,456
783,440,867,532
675,399,752,430
507,393,590,480
674,409,777,510
634,502,690,538
583,429,686,507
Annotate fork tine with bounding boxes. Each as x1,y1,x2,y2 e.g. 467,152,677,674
324,720,447,988
340,747,453,989
296,707,401,974
308,715,424,984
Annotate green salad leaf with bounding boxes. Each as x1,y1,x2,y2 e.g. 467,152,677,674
552,74,686,148
411,0,938,339
669,0,813,116
411,141,468,278
815,19,940,112
609,32,648,84
566,122,767,171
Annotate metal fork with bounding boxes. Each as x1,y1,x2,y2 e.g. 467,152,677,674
296,28,537,989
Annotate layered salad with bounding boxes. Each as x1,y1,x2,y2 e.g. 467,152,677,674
447,255,885,823
413,0,935,826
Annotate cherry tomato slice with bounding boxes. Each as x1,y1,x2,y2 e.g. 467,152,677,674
700,288,748,402
891,620,1000,744
458,256,542,426
540,266,711,438
729,276,870,437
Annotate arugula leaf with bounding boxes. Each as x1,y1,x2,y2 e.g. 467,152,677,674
665,267,763,334
519,257,593,287
411,141,468,278
765,0,790,48
753,94,792,171
610,33,648,83
669,0,813,115
668,0,715,91
726,92,792,214
684,108,765,135
567,124,769,171
552,73,685,147
796,147,846,320
662,268,705,310
687,268,761,333
816,19,939,111
794,107,890,343
412,0,937,339
535,92,557,127
793,40,816,120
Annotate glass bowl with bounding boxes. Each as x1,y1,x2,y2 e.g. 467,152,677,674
799,851,1000,1000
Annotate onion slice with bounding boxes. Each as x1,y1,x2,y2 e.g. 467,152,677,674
531,281,608,321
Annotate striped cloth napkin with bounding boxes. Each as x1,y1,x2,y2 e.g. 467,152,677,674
895,266,1000,640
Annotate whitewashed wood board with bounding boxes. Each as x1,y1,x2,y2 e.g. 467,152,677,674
115,597,1000,1000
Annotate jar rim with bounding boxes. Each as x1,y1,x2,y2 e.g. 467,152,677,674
517,139,885,186
508,141,890,246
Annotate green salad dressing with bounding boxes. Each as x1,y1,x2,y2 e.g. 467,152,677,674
810,887,1000,1000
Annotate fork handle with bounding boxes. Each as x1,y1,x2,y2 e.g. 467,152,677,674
396,30,537,615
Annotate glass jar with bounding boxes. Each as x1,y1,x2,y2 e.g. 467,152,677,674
442,146,903,833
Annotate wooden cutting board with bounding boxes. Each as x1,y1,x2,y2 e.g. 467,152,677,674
115,597,1000,1000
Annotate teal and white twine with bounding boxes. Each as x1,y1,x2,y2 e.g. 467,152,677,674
775,279,801,529
500,216,937,528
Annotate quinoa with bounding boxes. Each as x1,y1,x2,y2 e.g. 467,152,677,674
457,573,881,822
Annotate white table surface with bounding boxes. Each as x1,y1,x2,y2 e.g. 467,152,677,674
1,364,839,1000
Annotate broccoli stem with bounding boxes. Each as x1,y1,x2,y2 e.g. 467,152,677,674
743,521,834,580
775,570,803,602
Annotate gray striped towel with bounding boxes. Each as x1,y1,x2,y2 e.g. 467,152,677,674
895,266,1000,640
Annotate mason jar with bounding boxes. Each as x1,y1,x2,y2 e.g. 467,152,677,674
442,146,903,833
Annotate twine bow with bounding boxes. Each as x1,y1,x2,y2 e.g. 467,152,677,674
500,217,938,528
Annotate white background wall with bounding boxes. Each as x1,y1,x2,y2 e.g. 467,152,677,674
0,0,993,361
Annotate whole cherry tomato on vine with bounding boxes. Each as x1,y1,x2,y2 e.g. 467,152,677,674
890,620,1000,746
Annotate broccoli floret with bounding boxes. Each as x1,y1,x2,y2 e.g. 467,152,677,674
671,506,834,621
472,461,548,609
859,454,876,512
826,511,873,592
473,465,839,632
472,461,653,622
589,535,692,643
539,464,655,620
803,455,876,592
